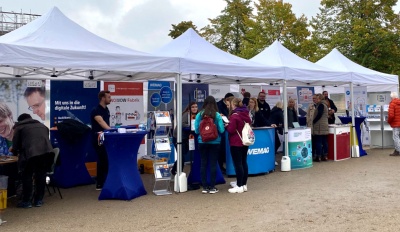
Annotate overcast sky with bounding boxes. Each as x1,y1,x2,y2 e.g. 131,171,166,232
2,0,399,53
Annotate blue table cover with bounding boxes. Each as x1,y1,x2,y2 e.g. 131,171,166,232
338,116,367,156
225,127,276,175
99,130,147,200
51,130,94,188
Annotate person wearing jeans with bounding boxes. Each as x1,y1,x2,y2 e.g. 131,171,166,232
194,96,225,194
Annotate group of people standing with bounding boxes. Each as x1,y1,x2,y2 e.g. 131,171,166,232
306,91,337,162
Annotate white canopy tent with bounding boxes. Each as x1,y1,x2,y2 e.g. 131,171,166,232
0,7,179,80
153,29,286,84
316,48,399,86
250,40,351,86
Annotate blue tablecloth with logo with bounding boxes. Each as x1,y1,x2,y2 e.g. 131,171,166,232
338,116,367,156
99,130,147,201
51,130,94,188
225,127,276,175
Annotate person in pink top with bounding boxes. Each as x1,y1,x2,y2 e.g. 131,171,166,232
225,97,251,193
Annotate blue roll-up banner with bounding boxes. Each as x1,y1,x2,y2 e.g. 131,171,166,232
50,80,100,162
226,128,276,175
182,83,208,110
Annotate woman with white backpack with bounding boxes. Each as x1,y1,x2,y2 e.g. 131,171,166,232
225,97,252,193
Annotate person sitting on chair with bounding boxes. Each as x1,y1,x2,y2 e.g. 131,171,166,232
11,113,54,208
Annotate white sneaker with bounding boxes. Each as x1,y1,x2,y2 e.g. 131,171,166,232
275,161,278,166
230,181,237,188
243,185,248,192
228,186,244,193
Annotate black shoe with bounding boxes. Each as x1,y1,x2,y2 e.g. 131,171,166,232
313,157,321,162
321,156,328,161
17,201,32,208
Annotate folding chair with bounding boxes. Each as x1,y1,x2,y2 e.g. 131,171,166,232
46,148,63,199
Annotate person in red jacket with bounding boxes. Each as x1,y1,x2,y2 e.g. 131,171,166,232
226,97,251,193
388,92,400,156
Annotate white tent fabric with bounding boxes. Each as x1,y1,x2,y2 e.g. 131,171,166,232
152,29,285,84
0,7,179,80
316,48,398,86
250,40,350,86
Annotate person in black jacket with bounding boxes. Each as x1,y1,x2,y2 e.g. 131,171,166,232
269,101,284,153
248,97,276,127
323,91,337,124
216,93,233,173
12,113,54,208
257,92,271,120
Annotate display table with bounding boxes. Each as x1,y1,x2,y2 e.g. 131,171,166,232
0,156,18,197
288,128,312,169
51,130,94,188
328,125,351,161
99,130,147,201
338,116,367,156
225,127,275,175
187,134,225,186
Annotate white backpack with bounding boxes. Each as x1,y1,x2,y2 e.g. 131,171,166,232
236,121,255,146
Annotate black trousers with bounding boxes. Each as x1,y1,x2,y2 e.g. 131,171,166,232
230,146,249,187
93,143,108,188
21,153,53,203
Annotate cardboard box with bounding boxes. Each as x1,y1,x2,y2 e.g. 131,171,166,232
138,158,167,174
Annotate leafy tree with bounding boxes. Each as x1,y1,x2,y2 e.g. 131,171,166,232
168,21,198,39
240,0,310,59
309,0,400,76
201,0,253,56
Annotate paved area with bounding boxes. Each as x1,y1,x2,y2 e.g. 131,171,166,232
1,147,400,232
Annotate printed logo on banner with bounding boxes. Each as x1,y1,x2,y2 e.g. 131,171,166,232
108,85,116,92
27,80,43,87
247,147,270,155
83,81,97,88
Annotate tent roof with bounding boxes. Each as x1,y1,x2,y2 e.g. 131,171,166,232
0,7,179,80
316,48,398,86
250,40,350,86
153,28,285,84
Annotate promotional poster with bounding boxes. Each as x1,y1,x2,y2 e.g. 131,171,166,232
147,81,174,112
50,80,99,127
104,81,146,159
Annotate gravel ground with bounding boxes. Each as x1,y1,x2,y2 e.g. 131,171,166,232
1,147,400,232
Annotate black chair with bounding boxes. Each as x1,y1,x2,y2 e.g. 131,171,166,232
46,148,62,199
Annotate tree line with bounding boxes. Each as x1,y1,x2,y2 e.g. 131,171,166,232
168,0,400,77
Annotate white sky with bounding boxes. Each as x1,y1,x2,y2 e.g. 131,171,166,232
1,0,399,53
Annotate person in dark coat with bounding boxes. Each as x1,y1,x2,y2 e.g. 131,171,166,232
269,102,284,153
323,91,337,124
257,92,271,121
287,98,299,128
248,97,276,127
12,113,54,208
242,92,251,107
216,92,234,173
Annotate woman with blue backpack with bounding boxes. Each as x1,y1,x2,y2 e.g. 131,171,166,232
194,96,225,194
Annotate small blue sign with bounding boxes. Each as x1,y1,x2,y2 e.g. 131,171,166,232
150,92,161,107
346,90,350,95
160,86,173,104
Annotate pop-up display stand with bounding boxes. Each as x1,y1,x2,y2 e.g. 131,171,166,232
328,125,351,161
287,128,313,170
